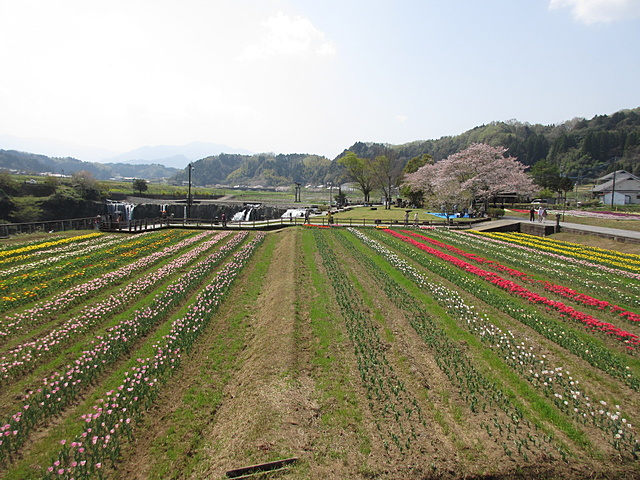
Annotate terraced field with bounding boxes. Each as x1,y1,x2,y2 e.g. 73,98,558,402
0,227,638,479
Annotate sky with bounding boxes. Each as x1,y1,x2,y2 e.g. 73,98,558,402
1,0,639,161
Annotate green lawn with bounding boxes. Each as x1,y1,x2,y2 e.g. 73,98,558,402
330,206,476,224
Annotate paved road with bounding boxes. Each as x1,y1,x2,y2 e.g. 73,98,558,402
503,215,640,242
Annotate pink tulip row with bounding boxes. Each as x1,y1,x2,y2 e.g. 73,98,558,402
0,232,249,463
0,231,233,382
39,233,264,479
552,209,640,220
404,230,640,323
390,230,640,350
0,231,200,340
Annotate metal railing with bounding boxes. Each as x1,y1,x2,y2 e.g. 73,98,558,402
102,216,473,230
0,217,100,238
1,215,479,238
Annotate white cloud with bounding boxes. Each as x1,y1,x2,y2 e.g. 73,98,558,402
395,115,408,124
239,11,336,61
549,0,640,24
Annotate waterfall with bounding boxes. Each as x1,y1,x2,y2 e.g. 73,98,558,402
232,208,252,222
123,203,135,221
106,201,135,221
281,208,307,219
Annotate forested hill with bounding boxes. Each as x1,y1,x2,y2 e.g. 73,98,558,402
385,107,640,178
171,108,639,187
334,108,636,180
3,107,639,186
0,150,178,180
171,152,341,187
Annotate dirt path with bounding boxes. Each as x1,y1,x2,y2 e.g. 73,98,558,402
191,228,320,479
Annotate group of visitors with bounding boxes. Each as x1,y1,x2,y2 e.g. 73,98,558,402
404,211,420,226
529,206,548,222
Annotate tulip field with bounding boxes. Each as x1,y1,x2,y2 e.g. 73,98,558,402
0,226,639,479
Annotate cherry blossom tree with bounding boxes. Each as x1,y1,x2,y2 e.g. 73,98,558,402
403,143,538,212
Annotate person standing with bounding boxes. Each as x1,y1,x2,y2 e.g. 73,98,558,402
537,206,544,222
413,212,419,226
221,212,227,228
404,211,409,226
529,208,535,222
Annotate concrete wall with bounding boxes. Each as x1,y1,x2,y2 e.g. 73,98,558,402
131,202,287,221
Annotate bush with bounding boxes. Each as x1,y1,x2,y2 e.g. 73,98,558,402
10,197,43,222
487,207,505,218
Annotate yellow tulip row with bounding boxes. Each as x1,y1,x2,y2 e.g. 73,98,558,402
0,232,103,260
474,231,640,273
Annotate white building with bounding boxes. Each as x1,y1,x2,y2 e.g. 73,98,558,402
592,170,640,205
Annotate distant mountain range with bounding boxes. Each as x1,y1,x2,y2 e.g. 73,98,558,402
0,139,255,180
2,107,639,184
100,142,253,169
0,135,253,166
0,149,180,181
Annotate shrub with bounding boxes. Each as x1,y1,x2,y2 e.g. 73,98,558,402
487,207,505,218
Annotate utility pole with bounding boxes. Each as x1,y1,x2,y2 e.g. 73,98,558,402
611,169,617,209
187,163,194,219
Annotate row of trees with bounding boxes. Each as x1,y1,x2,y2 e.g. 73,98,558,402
338,143,542,213
338,152,395,208
167,109,640,192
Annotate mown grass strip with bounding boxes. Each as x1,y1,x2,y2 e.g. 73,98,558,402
141,232,279,479
301,228,370,458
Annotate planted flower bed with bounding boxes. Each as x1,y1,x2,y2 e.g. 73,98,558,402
1,227,638,479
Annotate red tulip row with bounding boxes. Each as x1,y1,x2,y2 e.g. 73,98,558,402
389,230,640,350
356,228,638,458
403,230,640,323
438,229,640,312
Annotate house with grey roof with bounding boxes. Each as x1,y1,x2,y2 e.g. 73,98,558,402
591,170,640,205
